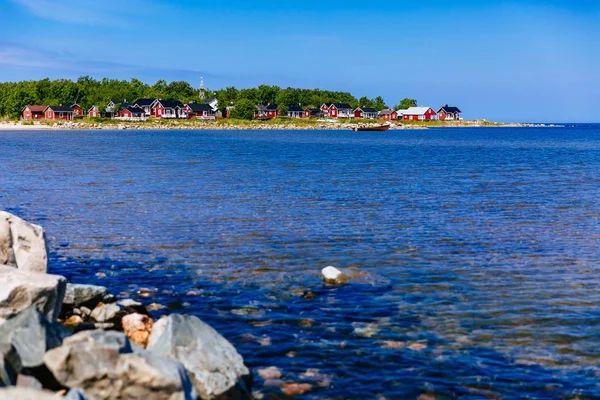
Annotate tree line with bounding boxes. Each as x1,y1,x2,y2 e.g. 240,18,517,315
0,76,418,119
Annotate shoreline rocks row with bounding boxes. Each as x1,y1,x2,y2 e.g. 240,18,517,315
0,211,252,400
0,120,557,131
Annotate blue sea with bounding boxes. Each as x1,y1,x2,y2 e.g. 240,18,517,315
1,126,600,399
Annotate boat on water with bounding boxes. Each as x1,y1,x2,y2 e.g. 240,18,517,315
351,123,391,132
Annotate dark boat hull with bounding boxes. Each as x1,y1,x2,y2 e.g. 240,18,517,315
351,125,390,132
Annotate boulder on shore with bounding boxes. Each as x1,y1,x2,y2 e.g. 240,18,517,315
44,330,197,400
0,265,66,323
62,284,108,309
0,306,70,369
0,211,48,273
0,342,21,387
0,387,61,399
147,314,252,400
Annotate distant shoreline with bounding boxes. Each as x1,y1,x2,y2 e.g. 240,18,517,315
0,120,560,131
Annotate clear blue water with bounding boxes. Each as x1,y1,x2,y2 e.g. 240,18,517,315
1,127,600,399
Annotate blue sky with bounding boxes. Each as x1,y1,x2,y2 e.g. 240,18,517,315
0,0,599,122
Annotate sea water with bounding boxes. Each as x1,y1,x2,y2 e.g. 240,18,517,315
1,127,599,398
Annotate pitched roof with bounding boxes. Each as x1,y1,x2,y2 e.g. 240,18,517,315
134,98,157,107
266,104,279,111
357,107,378,113
46,105,74,113
124,106,145,114
403,106,434,116
88,105,99,111
379,109,396,115
187,103,214,112
331,103,353,110
256,104,268,111
24,105,46,112
307,108,322,115
156,99,183,109
439,105,462,113
288,105,303,112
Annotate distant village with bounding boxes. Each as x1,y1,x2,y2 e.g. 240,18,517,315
21,99,463,122
20,81,462,123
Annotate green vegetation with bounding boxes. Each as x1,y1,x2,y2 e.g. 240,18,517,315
0,77,396,120
394,98,417,110
229,99,255,120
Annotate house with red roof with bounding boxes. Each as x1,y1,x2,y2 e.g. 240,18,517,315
70,103,83,117
22,105,46,120
182,103,216,119
87,106,101,118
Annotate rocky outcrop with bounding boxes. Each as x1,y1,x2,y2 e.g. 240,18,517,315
148,314,252,400
0,265,66,322
0,211,48,273
44,330,197,400
62,284,108,309
0,342,21,387
0,307,70,369
0,387,61,399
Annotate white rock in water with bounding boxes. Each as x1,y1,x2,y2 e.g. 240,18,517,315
0,211,48,273
321,266,344,284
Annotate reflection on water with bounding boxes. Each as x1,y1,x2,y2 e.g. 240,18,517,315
1,127,600,398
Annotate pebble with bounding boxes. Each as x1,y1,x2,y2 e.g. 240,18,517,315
258,366,282,380
80,306,92,317
282,383,313,396
64,315,84,327
408,342,428,351
147,303,166,311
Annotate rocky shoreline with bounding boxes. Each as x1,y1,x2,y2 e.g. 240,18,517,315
0,120,558,131
0,211,252,399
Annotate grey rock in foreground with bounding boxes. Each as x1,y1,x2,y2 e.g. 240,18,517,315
148,314,252,400
0,343,21,387
64,388,91,400
44,330,197,400
0,307,70,369
0,387,61,399
0,266,66,322
0,211,48,273
62,284,108,308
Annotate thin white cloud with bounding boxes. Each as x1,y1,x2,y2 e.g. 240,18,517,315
0,42,218,81
9,0,140,27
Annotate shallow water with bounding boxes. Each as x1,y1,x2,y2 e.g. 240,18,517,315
1,127,600,398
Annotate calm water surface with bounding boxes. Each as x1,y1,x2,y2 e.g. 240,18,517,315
1,127,600,398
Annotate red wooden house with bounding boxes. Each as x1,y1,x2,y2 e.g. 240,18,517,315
133,98,158,116
437,105,462,121
402,107,437,121
118,106,146,120
88,106,101,118
154,100,184,118
254,104,279,119
321,103,354,118
44,105,75,120
22,105,46,120
70,103,83,117
183,103,216,119
354,107,379,119
287,105,305,118
379,109,398,121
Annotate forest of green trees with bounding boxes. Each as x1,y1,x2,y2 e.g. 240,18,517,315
0,76,417,119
